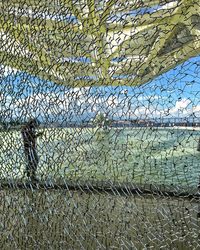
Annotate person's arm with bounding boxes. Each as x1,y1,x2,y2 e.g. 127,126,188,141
35,131,44,138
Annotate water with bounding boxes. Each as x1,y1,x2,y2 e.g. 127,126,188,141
0,127,200,188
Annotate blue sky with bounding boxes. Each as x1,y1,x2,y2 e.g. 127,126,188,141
0,55,200,123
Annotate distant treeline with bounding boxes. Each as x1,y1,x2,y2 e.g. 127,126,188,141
0,119,22,130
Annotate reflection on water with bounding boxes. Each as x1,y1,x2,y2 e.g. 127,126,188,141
0,189,200,249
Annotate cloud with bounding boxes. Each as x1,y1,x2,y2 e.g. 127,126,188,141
0,65,18,77
1,84,199,122
165,98,192,117
175,98,191,110
193,105,200,113
132,105,164,119
104,96,120,108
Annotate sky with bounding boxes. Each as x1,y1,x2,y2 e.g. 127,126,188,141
0,55,200,124
1,0,199,124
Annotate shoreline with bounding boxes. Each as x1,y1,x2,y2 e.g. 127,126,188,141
1,125,200,132
111,126,200,131
156,126,200,131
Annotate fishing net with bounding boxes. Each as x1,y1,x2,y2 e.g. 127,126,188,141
0,0,200,249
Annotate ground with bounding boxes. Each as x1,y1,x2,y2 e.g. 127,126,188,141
0,188,199,249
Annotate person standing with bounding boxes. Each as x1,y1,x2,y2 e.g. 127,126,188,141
21,118,43,182
197,138,200,152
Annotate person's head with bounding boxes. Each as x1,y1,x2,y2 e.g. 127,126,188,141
28,118,39,127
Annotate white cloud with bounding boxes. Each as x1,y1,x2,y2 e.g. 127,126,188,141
105,96,119,108
192,105,200,113
133,106,163,118
175,98,191,110
0,65,18,77
1,86,199,122
160,98,192,117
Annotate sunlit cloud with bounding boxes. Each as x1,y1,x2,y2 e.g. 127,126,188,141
0,65,18,77
1,85,199,122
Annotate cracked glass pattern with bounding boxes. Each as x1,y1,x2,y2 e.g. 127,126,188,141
0,0,200,249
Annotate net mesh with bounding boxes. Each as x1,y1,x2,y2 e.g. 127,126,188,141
0,0,200,249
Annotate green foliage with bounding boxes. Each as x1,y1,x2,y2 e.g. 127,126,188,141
95,129,110,141
93,112,111,129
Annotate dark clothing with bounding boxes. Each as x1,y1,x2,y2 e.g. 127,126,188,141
197,138,200,152
22,125,37,148
21,123,40,180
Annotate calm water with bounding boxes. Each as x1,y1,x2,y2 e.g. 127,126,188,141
1,127,200,187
